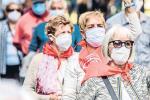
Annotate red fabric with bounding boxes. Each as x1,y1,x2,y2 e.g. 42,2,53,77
43,43,73,69
79,44,133,84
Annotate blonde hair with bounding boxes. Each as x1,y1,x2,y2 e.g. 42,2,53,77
78,10,105,31
103,25,135,63
45,15,73,35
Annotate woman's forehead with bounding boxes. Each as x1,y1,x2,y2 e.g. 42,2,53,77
86,15,103,25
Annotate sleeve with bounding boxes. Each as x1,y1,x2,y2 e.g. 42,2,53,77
135,33,150,67
127,12,142,41
62,58,78,100
22,54,50,100
29,27,38,52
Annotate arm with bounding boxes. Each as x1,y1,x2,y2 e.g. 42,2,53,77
124,0,142,40
135,33,150,67
22,54,50,100
62,60,78,100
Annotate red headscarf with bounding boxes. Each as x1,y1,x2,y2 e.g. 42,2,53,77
78,40,133,84
43,43,73,69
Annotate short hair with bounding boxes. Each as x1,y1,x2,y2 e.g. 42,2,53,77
48,0,67,10
78,10,105,31
45,15,73,35
103,25,135,63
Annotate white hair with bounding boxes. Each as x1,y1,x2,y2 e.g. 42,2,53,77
103,25,135,63
47,0,67,10
0,79,35,100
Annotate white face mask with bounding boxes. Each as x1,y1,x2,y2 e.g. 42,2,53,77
110,46,131,66
85,27,105,47
50,9,64,17
8,11,21,22
55,33,72,51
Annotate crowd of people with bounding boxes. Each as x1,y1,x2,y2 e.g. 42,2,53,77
0,0,150,100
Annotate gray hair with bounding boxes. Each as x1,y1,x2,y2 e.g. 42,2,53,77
103,25,135,63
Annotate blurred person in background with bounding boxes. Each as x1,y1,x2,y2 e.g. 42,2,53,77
23,15,77,100
0,8,6,21
19,0,82,79
106,0,150,68
0,1,23,81
13,0,49,56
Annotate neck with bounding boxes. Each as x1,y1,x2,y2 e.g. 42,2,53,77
86,44,99,54
110,61,126,69
51,43,64,56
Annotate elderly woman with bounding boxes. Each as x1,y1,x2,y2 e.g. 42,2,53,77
77,25,149,100
23,16,75,100
0,2,23,81
62,0,143,100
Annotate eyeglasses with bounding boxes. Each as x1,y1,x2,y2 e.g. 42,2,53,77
109,40,134,48
6,8,21,12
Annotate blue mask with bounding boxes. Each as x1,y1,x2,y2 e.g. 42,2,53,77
32,3,46,16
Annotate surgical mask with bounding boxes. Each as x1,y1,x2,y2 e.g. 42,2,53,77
85,27,105,47
111,46,131,66
32,3,46,16
55,33,72,51
8,11,21,22
50,9,64,16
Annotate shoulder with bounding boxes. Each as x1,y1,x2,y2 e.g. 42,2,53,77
106,11,124,24
31,53,44,64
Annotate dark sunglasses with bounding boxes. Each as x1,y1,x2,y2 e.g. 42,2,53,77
109,40,134,48
6,8,21,12
51,7,63,10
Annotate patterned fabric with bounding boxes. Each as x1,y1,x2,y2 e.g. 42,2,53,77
36,54,60,95
36,43,73,94
0,20,8,74
77,64,149,100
